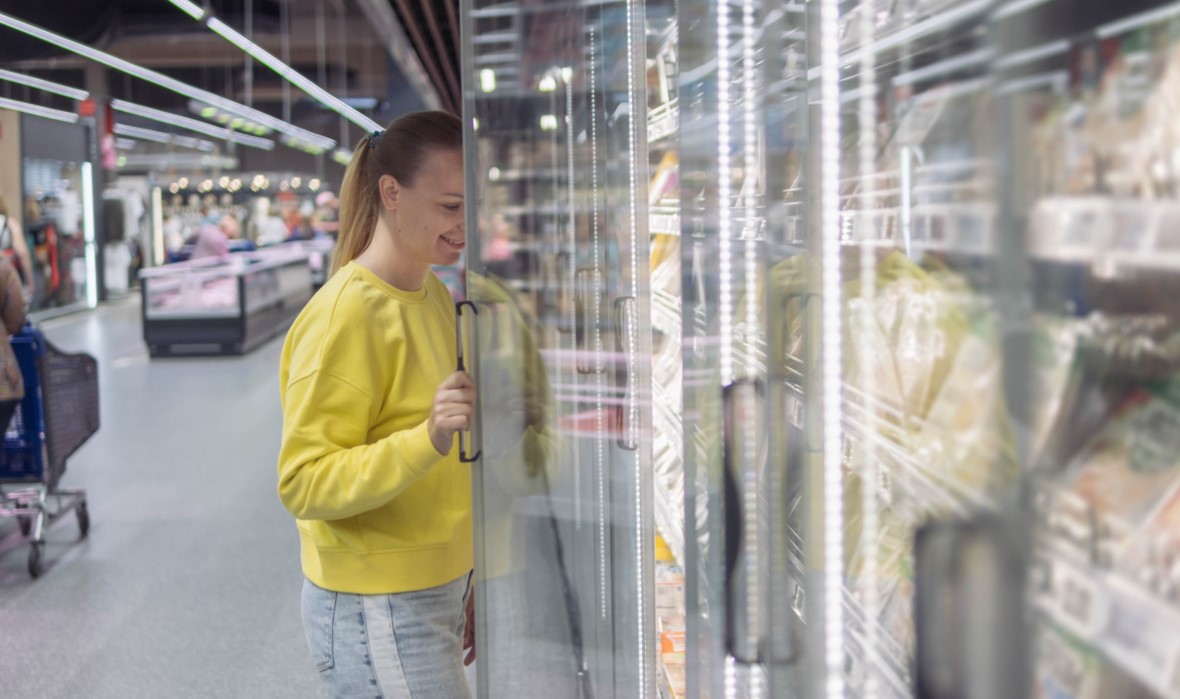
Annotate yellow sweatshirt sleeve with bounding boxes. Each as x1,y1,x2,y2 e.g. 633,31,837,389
277,368,444,521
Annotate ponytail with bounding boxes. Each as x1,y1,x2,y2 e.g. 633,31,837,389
331,140,380,276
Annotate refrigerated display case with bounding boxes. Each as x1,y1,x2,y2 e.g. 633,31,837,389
139,248,312,357
460,1,1180,698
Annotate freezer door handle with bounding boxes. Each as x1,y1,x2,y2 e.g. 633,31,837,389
556,251,573,334
574,268,601,375
455,300,481,464
614,296,639,451
724,378,767,664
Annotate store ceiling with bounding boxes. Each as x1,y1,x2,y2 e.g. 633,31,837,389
0,0,453,177
387,0,461,111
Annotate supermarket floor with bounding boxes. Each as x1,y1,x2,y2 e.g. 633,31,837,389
0,297,326,698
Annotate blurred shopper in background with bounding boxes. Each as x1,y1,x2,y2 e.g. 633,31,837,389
0,193,34,299
189,215,229,260
0,253,27,432
277,110,477,699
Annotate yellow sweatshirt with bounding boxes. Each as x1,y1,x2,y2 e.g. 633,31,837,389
277,261,472,594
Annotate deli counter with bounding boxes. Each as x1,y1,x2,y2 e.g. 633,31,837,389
139,249,314,357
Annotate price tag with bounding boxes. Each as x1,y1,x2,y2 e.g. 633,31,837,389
1054,563,1107,638
789,395,804,428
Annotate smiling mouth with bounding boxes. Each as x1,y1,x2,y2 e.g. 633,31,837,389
442,234,465,248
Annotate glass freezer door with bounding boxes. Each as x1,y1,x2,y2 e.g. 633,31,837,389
460,2,655,698
675,1,813,697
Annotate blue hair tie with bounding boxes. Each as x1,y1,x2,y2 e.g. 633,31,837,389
367,130,384,149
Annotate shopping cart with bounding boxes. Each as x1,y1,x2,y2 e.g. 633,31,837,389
0,325,98,577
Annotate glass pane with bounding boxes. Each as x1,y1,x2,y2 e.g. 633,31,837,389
998,3,1180,698
814,0,1017,696
461,2,654,698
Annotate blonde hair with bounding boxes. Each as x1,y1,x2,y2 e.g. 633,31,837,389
331,111,463,276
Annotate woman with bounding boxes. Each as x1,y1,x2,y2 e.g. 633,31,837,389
0,193,34,300
277,111,476,698
0,252,27,432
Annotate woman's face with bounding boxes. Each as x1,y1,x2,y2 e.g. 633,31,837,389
382,147,466,268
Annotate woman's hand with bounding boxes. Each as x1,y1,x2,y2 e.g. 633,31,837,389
428,371,475,456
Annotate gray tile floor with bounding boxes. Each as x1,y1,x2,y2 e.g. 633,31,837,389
0,299,326,698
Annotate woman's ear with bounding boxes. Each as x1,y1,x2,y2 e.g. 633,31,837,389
378,174,401,212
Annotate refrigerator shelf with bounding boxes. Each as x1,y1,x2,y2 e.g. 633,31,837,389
652,289,683,338
1035,553,1180,699
650,210,681,237
648,98,679,145
654,465,686,570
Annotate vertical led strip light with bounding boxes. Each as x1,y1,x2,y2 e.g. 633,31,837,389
0,11,334,151
623,1,647,695
717,0,734,387
81,163,98,308
719,5,736,698
566,68,580,526
588,25,608,620
856,1,880,697
740,2,762,696
820,0,846,697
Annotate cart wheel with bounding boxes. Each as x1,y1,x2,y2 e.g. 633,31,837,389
28,542,43,578
76,501,89,538
17,515,31,537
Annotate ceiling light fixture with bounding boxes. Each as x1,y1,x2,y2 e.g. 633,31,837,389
112,99,275,150
205,17,380,131
0,10,334,151
168,0,207,21
165,1,379,132
0,68,89,101
480,69,496,93
112,123,217,153
0,96,79,123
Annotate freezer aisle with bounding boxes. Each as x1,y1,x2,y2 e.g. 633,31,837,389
0,299,322,699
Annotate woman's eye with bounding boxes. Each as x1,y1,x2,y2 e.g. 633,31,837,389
443,204,461,213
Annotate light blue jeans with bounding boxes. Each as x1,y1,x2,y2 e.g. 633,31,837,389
301,574,472,699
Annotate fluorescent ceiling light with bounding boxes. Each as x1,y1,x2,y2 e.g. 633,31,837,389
480,69,496,93
0,68,89,100
1097,3,1180,38
994,0,1053,20
112,99,274,150
172,135,216,152
342,97,379,110
167,0,207,21
112,123,171,144
121,153,238,171
0,10,334,151
892,49,993,86
187,100,269,135
995,40,1070,71
203,17,381,132
0,96,79,123
113,123,217,152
